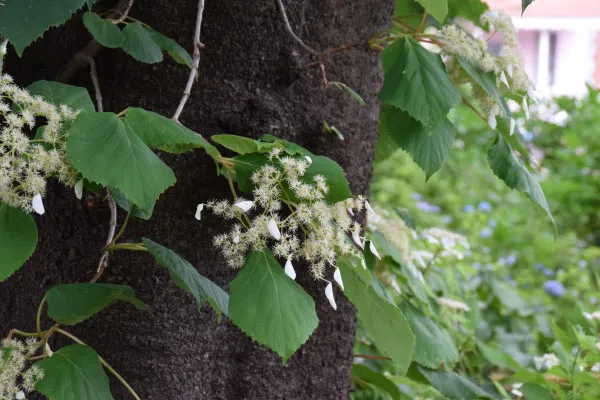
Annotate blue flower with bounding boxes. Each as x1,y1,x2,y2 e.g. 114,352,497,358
480,227,493,239
488,219,497,228
417,201,441,213
542,268,554,278
478,201,492,212
411,192,423,201
535,263,545,271
463,204,475,213
544,280,565,298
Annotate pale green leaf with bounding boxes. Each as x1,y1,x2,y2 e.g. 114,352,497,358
228,250,318,363
145,27,193,67
329,82,366,106
0,0,88,55
487,134,555,229
27,80,95,113
490,279,530,315
143,238,229,316
417,366,496,399
83,12,125,49
0,203,38,281
379,36,460,128
67,112,176,210
520,383,553,400
414,0,448,22
36,344,113,400
45,283,147,325
338,259,415,374
121,21,163,63
211,134,278,155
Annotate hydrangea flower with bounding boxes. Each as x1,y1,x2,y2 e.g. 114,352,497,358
479,227,493,239
463,204,475,213
534,353,560,371
544,280,565,298
477,201,492,212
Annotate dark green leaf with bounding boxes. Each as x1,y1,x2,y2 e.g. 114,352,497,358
211,134,279,155
27,81,95,113
0,0,89,55
339,259,415,374
395,208,416,230
83,12,125,48
0,203,38,281
260,134,313,156
522,0,535,14
487,135,555,229
121,22,163,63
36,344,113,400
228,250,318,363
143,238,229,316
400,301,459,368
418,366,496,399
446,0,488,24
414,0,448,22
110,188,154,220
379,37,460,128
145,28,193,67
233,153,270,192
490,279,530,315
520,383,553,400
478,343,521,370
352,364,404,400
124,107,219,158
67,112,176,210
45,283,146,325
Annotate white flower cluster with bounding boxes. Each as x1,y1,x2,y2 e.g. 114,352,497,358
0,74,80,213
534,353,560,371
440,11,535,131
0,338,45,399
198,149,369,309
437,297,470,312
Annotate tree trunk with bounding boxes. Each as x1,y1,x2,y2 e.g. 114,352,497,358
1,0,392,398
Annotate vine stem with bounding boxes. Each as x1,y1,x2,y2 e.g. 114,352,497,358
462,97,489,125
36,297,47,335
275,0,320,56
55,328,141,400
354,354,392,361
172,0,205,121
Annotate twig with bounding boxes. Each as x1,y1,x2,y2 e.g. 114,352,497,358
354,354,392,361
172,0,206,121
275,0,320,56
417,12,428,33
82,56,103,112
462,97,488,124
114,0,134,24
91,191,117,283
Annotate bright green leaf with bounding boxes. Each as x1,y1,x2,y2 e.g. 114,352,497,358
352,364,404,400
45,283,146,325
145,27,193,67
143,238,229,316
379,37,460,128
380,105,455,179
228,250,318,363
414,0,448,22
400,301,459,368
447,0,488,23
36,344,113,400
124,107,219,158
0,0,88,55
329,82,366,106
211,134,278,155
487,134,555,229
339,259,415,374
260,134,314,156
67,112,176,210
27,80,95,113
83,12,125,49
0,203,38,281
121,22,163,64
478,343,521,371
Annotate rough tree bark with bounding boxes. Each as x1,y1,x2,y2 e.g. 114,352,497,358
1,0,392,398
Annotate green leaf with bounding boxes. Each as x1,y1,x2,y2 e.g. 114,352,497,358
393,0,425,28
417,366,496,399
228,250,318,363
143,238,229,316
0,203,38,281
36,344,113,400
400,301,459,368
260,134,314,156
211,134,278,155
329,82,366,106
490,279,530,316
414,0,448,22
446,0,488,24
322,120,345,141
83,12,125,49
0,0,88,55
352,364,404,400
380,105,455,179
395,208,417,230
45,283,146,325
233,153,270,192
145,28,193,67
110,188,154,220
121,22,163,63
520,383,553,400
27,80,95,113
338,259,414,374
487,134,555,229
478,343,521,370
124,107,219,158
379,37,460,128
67,112,176,210
522,0,535,14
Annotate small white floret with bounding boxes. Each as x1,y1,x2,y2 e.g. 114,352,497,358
15,391,25,400
32,194,45,215
522,97,530,120
511,389,523,398
360,258,367,269
325,282,337,310
304,156,312,165
268,218,281,240
488,113,497,130
352,231,363,249
232,234,240,244
234,200,254,212
365,200,375,216
284,259,296,280
74,179,84,200
333,268,344,290
507,64,514,78
510,118,516,136
45,342,53,357
195,203,204,220
500,71,509,88
369,241,381,260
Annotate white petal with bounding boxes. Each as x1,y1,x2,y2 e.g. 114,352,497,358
268,218,281,240
488,113,497,130
45,342,53,357
361,258,367,269
325,282,337,310
195,203,204,220
500,71,509,88
284,259,296,280
511,389,523,398
304,156,312,165
369,241,381,260
234,200,254,212
333,268,344,290
507,64,514,78
32,194,45,215
232,234,240,244
15,391,25,400
347,207,354,216
527,86,538,103
510,118,516,136
74,179,84,200
365,200,375,216
352,231,363,249
522,97,530,119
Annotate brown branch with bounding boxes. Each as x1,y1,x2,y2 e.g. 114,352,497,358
91,190,117,283
172,0,206,121
275,0,320,56
462,97,488,124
